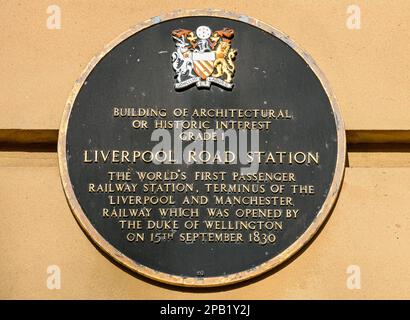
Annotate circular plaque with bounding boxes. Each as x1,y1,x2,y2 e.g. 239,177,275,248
58,10,345,287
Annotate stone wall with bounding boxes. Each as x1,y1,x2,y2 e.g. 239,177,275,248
0,0,409,299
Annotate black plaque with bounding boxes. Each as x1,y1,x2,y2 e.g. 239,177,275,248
58,11,345,287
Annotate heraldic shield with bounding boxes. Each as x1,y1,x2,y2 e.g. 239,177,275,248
192,51,215,80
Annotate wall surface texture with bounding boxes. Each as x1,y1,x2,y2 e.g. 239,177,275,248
0,0,409,299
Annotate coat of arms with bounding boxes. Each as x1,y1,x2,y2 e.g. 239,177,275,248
171,26,237,90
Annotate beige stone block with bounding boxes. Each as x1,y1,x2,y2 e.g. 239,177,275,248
0,1,409,130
